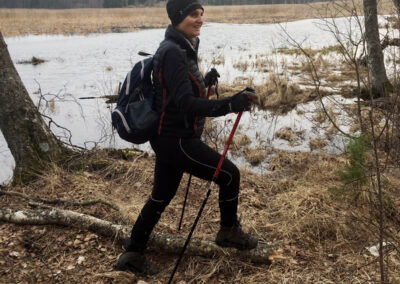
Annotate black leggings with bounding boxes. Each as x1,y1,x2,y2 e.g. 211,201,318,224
126,136,240,252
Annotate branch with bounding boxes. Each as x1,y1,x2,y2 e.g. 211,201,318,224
359,37,400,66
0,207,275,264
381,37,400,50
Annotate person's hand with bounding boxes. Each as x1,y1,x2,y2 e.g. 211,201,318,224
229,87,257,112
204,68,220,87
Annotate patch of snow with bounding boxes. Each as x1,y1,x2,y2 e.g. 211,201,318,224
0,132,15,186
366,241,392,257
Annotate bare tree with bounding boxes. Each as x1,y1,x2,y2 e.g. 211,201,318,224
363,0,392,97
0,32,67,183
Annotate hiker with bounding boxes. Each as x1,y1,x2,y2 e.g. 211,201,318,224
116,0,258,275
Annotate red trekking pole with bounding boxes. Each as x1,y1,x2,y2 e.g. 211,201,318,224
168,111,243,284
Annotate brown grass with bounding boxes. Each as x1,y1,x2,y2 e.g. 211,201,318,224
275,126,305,146
244,146,269,166
0,0,396,37
17,56,46,65
274,45,344,57
309,137,328,151
255,74,309,113
1,148,400,283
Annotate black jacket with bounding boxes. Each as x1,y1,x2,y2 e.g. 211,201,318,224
152,25,231,138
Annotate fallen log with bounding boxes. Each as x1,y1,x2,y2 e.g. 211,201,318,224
0,207,275,264
0,190,130,224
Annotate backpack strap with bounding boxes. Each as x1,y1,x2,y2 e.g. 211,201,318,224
156,40,186,135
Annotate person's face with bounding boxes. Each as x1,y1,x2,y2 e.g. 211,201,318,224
176,8,204,39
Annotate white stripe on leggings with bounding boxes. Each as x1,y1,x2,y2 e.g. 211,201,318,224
150,195,165,203
219,195,238,203
179,138,233,186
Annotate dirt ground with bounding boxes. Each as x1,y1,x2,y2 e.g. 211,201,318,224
1,148,400,283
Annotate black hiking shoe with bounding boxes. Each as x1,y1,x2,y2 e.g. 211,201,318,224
116,251,159,276
215,221,258,250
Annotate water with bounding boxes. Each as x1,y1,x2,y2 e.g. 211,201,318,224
1,17,368,185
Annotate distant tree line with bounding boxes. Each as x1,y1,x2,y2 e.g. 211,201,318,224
0,0,331,8
0,0,104,8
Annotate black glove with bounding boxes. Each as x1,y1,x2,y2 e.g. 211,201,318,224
204,68,220,87
229,87,257,112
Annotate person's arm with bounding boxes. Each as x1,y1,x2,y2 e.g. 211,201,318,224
162,47,231,117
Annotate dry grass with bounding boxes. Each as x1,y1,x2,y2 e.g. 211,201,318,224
275,126,305,146
0,0,396,37
0,7,169,36
17,56,46,65
255,75,309,113
233,61,250,72
244,146,269,166
309,137,328,151
234,133,251,148
1,148,400,283
274,45,344,57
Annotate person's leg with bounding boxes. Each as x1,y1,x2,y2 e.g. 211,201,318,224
117,138,183,275
178,137,240,226
125,157,183,252
178,138,257,250
179,139,258,249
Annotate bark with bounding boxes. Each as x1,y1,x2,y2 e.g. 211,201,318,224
359,37,400,67
363,0,392,97
394,0,400,15
381,37,400,50
0,190,130,224
0,32,66,183
0,207,275,264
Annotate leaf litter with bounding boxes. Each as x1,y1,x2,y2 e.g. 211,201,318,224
1,145,400,283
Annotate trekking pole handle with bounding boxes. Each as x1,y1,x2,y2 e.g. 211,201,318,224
214,112,242,179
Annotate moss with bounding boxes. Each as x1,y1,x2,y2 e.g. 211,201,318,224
11,170,38,186
104,148,145,160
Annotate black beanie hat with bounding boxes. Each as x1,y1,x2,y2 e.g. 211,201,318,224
167,0,204,26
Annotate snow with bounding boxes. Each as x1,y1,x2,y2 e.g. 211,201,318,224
0,132,15,186
0,15,396,185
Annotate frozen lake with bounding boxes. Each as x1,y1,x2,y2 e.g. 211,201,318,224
1,17,370,185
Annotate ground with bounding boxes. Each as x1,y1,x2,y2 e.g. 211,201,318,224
1,148,400,283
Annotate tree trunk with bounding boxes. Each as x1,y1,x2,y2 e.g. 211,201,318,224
0,207,275,264
393,0,400,15
363,0,392,97
0,32,66,183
